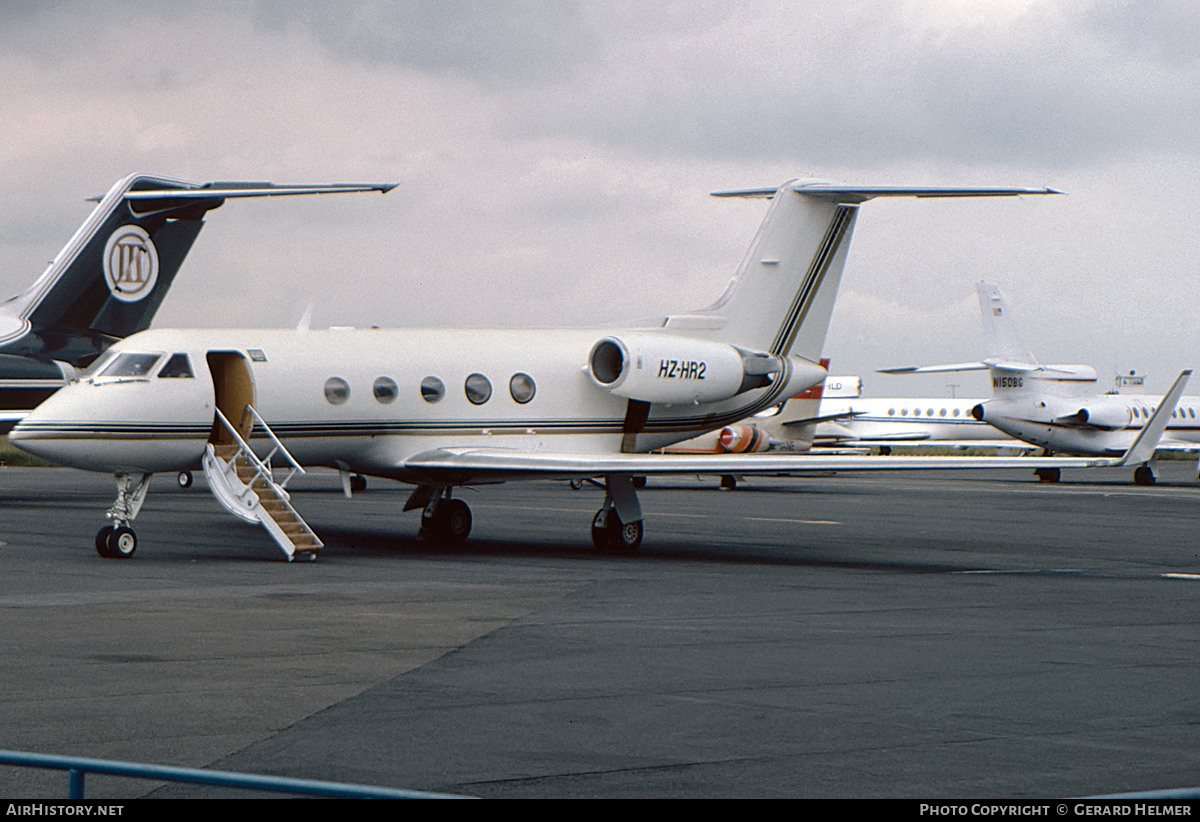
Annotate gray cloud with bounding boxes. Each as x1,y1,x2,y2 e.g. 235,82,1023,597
250,0,602,84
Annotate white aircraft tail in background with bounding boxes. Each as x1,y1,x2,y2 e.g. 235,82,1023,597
881,281,1200,483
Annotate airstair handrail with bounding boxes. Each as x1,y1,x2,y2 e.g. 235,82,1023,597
238,403,306,479
212,406,278,491
213,405,304,491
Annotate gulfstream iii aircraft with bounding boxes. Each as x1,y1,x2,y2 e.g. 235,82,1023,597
12,179,1179,561
0,174,395,431
881,281,1200,483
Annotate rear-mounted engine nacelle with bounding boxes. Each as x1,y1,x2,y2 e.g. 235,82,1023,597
1055,403,1131,431
718,424,771,453
588,333,782,405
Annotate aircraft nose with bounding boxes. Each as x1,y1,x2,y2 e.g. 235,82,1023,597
8,413,63,463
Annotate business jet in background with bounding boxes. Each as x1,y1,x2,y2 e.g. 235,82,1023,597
881,281,1200,484
14,178,1176,561
807,376,1030,453
0,174,394,433
662,370,1025,463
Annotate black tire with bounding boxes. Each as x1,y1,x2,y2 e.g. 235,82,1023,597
1133,465,1156,486
590,509,615,551
441,499,472,545
177,471,193,489
350,474,367,493
422,499,472,545
1034,468,1060,483
95,525,116,558
590,509,643,552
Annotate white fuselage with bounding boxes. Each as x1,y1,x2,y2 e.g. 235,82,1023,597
12,327,822,476
813,396,1003,445
975,390,1200,455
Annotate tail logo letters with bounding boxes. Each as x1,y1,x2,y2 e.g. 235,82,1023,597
103,225,159,303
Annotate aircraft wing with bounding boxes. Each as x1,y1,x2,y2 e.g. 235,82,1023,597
402,370,1190,482
400,447,1120,484
812,438,1042,451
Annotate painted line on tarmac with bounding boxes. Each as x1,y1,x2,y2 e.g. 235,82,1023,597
743,516,841,525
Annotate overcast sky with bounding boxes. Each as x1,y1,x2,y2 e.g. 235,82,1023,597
2,0,1198,398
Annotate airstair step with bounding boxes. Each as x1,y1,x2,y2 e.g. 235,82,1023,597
202,406,323,561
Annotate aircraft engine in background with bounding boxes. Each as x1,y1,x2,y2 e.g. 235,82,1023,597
716,424,771,453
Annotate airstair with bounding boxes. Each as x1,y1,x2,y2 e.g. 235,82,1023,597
201,405,322,561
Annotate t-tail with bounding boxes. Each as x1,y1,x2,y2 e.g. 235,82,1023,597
0,174,395,365
598,182,1057,452
683,186,1058,364
879,278,1095,398
0,174,393,431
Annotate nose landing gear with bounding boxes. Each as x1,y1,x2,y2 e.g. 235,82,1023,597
95,473,151,559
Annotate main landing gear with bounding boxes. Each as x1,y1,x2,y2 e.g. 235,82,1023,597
589,474,644,552
1035,465,1157,485
408,474,647,553
95,473,151,558
418,491,473,546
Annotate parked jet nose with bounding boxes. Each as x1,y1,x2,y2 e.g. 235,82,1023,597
10,378,212,474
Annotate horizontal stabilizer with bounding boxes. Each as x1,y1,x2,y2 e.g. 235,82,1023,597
713,182,1060,203
878,359,1040,375
118,182,396,201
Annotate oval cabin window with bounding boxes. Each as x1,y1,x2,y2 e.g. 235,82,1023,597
373,376,398,404
421,376,445,403
465,373,492,405
509,373,536,404
324,377,350,405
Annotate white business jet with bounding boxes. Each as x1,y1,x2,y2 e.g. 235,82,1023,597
0,174,394,432
660,371,1024,464
11,179,1183,561
881,281,1200,484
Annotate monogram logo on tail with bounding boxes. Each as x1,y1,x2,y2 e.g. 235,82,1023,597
103,225,159,302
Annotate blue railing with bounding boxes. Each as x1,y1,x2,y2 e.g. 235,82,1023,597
0,749,470,799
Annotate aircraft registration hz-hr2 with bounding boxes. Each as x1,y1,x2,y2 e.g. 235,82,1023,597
881,281,1200,484
0,174,394,432
11,178,1186,560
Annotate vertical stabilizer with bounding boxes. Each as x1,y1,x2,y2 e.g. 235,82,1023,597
977,280,1038,366
1,175,394,365
681,180,858,362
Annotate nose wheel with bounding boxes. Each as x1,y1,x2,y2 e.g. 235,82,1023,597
95,473,151,559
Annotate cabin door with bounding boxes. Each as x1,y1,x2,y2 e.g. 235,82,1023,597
206,351,257,445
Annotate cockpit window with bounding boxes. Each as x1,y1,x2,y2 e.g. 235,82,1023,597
98,353,162,379
158,353,194,379
80,351,119,380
